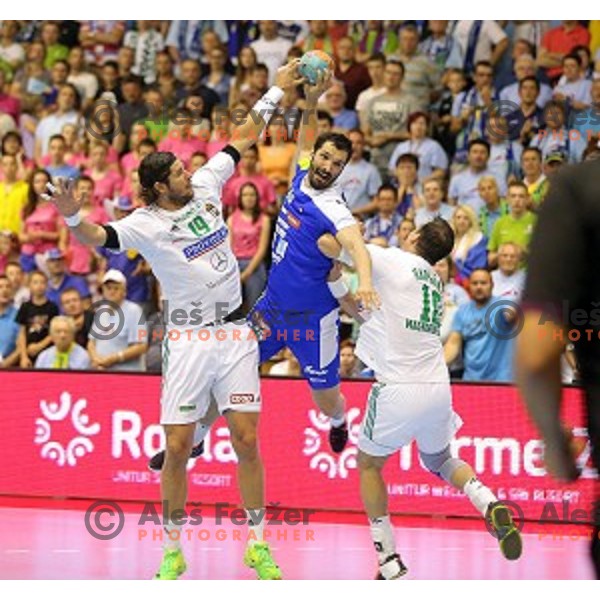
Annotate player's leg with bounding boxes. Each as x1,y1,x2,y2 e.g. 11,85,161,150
415,384,523,561
154,335,216,579
357,382,411,579
291,307,348,452
358,450,408,580
213,323,282,579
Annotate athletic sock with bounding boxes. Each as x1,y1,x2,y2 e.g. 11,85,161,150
163,520,182,552
193,423,209,446
369,515,396,564
463,477,498,517
246,508,265,546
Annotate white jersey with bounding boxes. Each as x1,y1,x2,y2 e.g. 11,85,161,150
343,245,449,385
110,152,241,327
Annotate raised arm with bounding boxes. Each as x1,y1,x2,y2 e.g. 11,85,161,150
43,179,107,247
229,60,305,156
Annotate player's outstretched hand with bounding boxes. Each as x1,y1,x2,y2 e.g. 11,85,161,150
304,69,332,105
274,59,306,91
41,178,84,218
354,286,381,312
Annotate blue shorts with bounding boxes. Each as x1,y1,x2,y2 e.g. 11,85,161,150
250,296,340,390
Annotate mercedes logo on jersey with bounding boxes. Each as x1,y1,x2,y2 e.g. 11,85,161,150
210,250,229,272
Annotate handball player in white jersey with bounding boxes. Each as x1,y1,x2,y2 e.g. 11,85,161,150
44,61,305,580
320,218,523,579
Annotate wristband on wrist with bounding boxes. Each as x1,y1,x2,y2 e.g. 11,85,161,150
64,212,82,227
328,278,349,299
251,86,284,121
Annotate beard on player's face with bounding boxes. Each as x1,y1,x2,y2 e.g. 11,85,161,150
166,181,194,206
308,162,339,190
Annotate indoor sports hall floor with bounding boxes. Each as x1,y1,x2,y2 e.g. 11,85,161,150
0,498,595,579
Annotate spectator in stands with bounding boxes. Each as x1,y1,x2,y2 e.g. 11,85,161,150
488,181,537,268
16,270,59,368
4,261,28,308
1,133,32,188
88,269,147,371
124,20,165,85
477,175,509,239
258,116,296,197
79,20,126,66
117,74,149,140
0,20,25,79
444,268,515,382
46,135,80,179
299,20,336,55
175,59,220,118
119,125,151,196
165,20,228,63
19,169,66,273
419,20,463,71
364,184,403,245
10,40,48,114
538,20,590,83
0,274,19,367
98,196,150,307
45,248,91,308
572,79,600,143
451,61,497,163
41,59,70,108
205,105,232,158
553,53,593,110
0,70,20,124
433,68,467,159
324,81,359,131
158,108,207,169
434,255,469,378
499,54,553,109
84,141,123,208
451,20,508,74
491,242,526,301
393,153,422,217
66,46,99,107
0,154,28,235
229,46,257,108
394,217,416,250
94,60,123,104
60,287,94,350
334,36,370,110
251,21,292,86
227,182,272,312
35,315,90,369
0,231,19,275
356,53,386,129
450,204,488,284
448,139,504,213
414,177,453,228
388,111,448,182
338,129,382,216
222,145,277,217
486,114,523,185
521,147,549,208
316,110,333,137
531,100,586,164
201,44,231,105
153,51,178,105
339,339,361,378
354,21,398,63
363,59,419,177
34,83,80,160
394,23,440,110
506,76,547,146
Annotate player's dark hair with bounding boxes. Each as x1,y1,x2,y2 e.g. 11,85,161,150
416,217,455,265
139,152,177,205
313,133,352,164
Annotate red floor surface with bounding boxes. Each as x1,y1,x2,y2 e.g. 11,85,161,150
0,499,595,579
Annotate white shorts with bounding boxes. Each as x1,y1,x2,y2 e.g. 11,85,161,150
358,382,463,457
160,322,261,425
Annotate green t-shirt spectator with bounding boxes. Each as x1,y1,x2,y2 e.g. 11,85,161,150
44,44,69,69
487,211,538,255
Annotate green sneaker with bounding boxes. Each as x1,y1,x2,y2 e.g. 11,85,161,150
153,548,187,580
487,502,523,561
244,542,282,580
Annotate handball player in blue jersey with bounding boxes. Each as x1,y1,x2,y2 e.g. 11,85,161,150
250,73,380,453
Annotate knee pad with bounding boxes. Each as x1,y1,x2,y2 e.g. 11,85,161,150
419,445,466,483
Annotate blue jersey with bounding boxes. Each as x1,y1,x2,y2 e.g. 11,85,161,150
263,167,355,315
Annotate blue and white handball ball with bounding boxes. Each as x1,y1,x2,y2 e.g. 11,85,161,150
299,50,333,85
